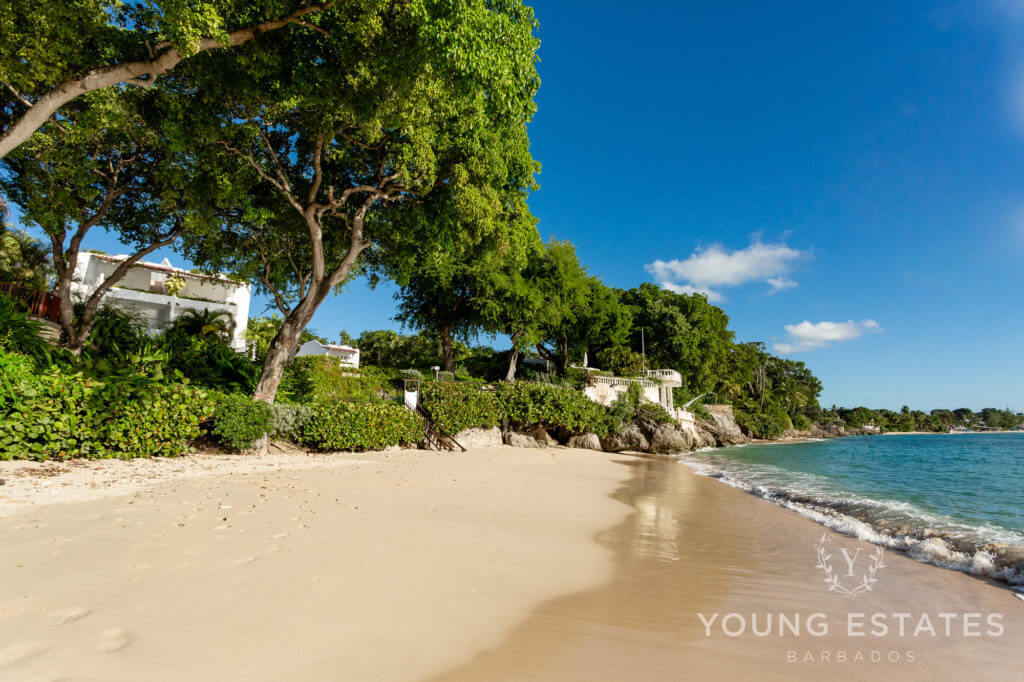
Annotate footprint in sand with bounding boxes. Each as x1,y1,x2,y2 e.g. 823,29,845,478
233,556,256,566
272,533,289,539
0,642,51,667
54,607,91,625
265,543,283,553
97,628,130,652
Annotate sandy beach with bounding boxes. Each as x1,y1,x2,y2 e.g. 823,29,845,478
2,446,1022,681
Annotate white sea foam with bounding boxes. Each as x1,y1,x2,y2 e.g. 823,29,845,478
677,455,1024,587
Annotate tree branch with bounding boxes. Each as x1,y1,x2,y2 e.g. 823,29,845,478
83,222,187,315
0,2,336,159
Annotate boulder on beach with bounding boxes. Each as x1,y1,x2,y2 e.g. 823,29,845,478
455,427,503,448
600,424,649,453
648,425,690,454
566,432,602,451
504,431,542,448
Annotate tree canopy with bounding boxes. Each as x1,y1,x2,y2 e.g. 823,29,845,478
173,0,541,400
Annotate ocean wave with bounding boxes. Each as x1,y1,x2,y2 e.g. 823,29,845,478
678,455,1024,588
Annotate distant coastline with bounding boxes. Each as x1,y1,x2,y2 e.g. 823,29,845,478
882,430,1024,436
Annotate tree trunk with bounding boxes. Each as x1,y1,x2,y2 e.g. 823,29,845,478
54,276,82,353
505,345,520,383
252,280,335,402
253,304,317,402
559,335,570,374
440,326,455,374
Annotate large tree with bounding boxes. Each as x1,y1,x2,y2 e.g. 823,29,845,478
0,1,340,158
180,0,540,401
527,241,630,374
474,238,547,382
0,88,215,352
618,283,734,393
396,230,535,373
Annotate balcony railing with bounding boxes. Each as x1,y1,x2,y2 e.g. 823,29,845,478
645,369,682,384
0,281,62,324
593,375,658,389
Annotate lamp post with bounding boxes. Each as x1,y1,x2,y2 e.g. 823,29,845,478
432,365,440,381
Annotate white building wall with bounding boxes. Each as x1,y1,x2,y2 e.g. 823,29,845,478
70,252,251,351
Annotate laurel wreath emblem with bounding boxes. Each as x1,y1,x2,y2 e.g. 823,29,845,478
815,534,886,597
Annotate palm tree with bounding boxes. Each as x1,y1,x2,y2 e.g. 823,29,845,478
0,226,52,290
170,308,235,338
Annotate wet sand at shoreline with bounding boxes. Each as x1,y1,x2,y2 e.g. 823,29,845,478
2,448,1022,680
434,457,1024,681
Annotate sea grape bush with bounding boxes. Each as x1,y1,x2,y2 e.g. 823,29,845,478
0,349,214,460
734,403,792,440
421,382,500,434
495,381,610,437
208,393,273,451
301,402,423,451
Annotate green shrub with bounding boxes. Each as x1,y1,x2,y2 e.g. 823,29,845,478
734,403,792,439
77,303,149,360
161,330,257,393
268,402,315,442
791,413,812,430
421,382,500,434
689,402,713,421
495,381,610,437
301,401,423,451
606,383,674,433
0,348,37,411
0,348,215,460
0,292,51,362
209,393,273,451
91,381,216,458
436,370,455,382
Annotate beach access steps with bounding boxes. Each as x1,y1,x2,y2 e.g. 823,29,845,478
416,405,466,452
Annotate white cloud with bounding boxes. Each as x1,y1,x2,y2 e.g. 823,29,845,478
660,281,724,303
646,240,808,299
774,319,883,354
767,276,798,292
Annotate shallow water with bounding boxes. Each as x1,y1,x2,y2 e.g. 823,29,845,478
681,434,1024,584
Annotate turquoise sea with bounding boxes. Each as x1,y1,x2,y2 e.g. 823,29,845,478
681,434,1024,586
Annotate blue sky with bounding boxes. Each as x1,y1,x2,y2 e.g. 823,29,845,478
11,1,1024,410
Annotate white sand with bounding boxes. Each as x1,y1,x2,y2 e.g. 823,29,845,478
0,446,630,681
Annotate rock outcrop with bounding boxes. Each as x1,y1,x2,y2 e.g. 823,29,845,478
503,431,542,448
599,424,649,453
703,404,749,444
566,432,603,451
455,426,503,448
648,424,690,454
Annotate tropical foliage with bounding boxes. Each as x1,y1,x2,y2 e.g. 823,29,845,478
208,393,273,451
0,225,51,288
301,402,423,452
421,382,500,435
0,347,214,460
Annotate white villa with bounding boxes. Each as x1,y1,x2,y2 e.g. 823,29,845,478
295,340,361,369
71,252,251,351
